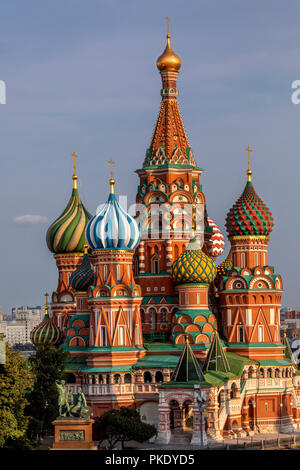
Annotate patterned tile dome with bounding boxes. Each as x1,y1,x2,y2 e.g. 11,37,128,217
46,176,92,254
226,181,274,237
171,238,217,284
205,215,225,257
69,246,95,291
216,250,233,276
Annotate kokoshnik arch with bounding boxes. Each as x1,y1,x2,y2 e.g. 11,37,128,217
31,25,300,444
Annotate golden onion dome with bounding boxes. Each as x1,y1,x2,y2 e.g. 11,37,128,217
170,238,217,284
156,33,181,72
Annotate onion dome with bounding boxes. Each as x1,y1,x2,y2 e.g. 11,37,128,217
226,152,274,237
156,32,181,72
171,237,217,284
216,250,233,277
46,169,92,254
30,294,63,347
205,215,225,257
86,174,140,251
69,245,95,291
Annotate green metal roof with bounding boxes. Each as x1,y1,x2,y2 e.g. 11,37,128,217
258,360,293,366
133,354,180,369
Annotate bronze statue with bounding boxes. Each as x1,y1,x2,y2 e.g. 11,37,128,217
56,380,91,419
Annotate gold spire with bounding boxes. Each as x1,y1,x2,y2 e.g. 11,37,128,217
108,159,115,194
44,292,49,317
156,17,181,72
245,146,253,182
83,243,89,254
284,321,287,337
72,152,78,189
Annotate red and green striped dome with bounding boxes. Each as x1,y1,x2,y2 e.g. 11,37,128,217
30,311,63,347
226,181,274,237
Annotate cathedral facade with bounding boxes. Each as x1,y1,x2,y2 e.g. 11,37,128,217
31,30,300,444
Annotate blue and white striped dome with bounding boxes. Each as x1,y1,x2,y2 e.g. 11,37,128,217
86,191,140,251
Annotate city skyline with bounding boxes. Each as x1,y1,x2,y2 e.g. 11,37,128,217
1,0,300,313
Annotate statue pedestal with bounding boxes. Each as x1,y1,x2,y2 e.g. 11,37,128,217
51,418,97,450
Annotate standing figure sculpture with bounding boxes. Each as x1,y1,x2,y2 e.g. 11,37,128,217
56,380,71,417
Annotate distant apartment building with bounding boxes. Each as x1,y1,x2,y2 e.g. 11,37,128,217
0,305,44,346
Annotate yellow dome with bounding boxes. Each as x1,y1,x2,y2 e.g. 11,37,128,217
171,238,217,284
156,34,181,72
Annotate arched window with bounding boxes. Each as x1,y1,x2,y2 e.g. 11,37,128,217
149,308,156,332
248,367,254,379
241,253,245,268
98,374,103,384
151,254,160,274
267,368,272,378
160,308,168,322
144,371,152,383
133,256,139,276
124,373,132,384
259,368,265,378
230,383,237,399
155,371,164,383
114,374,121,385
275,369,280,378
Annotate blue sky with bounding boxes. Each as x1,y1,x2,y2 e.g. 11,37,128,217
1,0,300,314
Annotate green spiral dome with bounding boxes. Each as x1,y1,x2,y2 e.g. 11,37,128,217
46,182,92,254
171,238,217,284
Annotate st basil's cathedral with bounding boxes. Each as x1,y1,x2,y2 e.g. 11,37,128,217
31,28,300,444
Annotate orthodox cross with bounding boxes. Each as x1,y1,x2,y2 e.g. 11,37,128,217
72,152,78,175
108,158,115,179
44,292,49,315
245,146,253,181
166,16,170,35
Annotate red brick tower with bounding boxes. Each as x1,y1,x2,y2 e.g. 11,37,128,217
134,31,224,339
217,148,284,360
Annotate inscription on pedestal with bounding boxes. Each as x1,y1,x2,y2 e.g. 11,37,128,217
60,430,85,441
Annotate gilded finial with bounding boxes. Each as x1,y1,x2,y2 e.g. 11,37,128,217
166,16,170,37
72,152,78,188
185,334,189,345
83,243,89,254
44,292,49,317
156,17,181,72
108,159,115,194
284,321,287,337
245,146,253,182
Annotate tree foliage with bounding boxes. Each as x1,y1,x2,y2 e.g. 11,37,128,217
26,345,68,443
94,406,156,449
0,342,34,449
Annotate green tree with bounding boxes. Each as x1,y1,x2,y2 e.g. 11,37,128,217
0,341,34,449
26,345,68,443
95,406,156,449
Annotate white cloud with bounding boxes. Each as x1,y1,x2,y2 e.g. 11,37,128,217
14,215,49,224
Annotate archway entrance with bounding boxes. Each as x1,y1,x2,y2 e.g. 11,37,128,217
183,400,193,429
248,399,255,430
169,400,180,430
